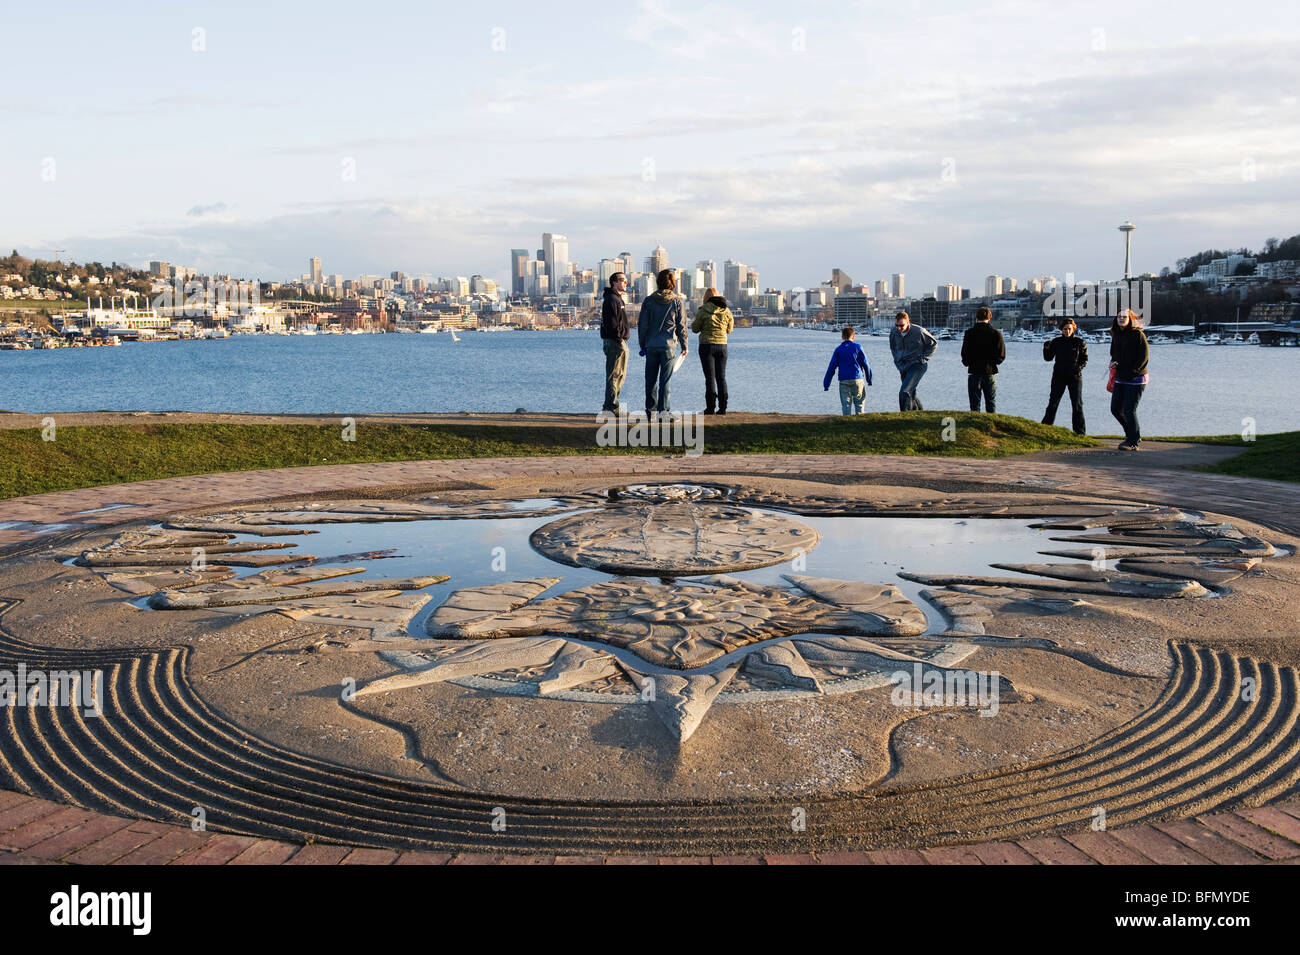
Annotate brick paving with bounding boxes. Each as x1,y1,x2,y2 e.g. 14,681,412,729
0,791,1296,864
0,449,1296,864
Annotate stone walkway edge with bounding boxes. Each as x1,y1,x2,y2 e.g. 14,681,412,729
2,791,1299,865
2,451,1298,544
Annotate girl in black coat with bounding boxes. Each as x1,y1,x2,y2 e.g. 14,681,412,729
1109,309,1149,450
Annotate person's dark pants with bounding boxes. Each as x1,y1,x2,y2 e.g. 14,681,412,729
698,342,728,413
898,362,926,411
1043,372,1086,434
967,373,996,412
602,338,627,412
644,347,675,413
1110,381,1145,446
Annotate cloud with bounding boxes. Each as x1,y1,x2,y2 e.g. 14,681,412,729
186,201,233,217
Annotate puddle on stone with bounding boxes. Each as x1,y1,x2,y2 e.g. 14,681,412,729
73,503,139,515
4,521,79,535
162,510,1068,636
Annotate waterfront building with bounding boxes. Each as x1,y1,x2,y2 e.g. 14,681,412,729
833,291,871,325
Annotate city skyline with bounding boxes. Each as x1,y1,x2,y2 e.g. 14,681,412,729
5,1,1298,292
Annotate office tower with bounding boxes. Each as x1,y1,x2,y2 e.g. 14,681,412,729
724,260,749,304
891,273,905,298
937,283,960,302
510,249,528,296
1005,277,1017,293
649,244,669,276
985,275,1003,298
310,257,322,284
831,268,852,293
873,279,888,299
681,267,704,299
543,233,569,294
695,260,717,291
599,258,622,291
833,292,870,325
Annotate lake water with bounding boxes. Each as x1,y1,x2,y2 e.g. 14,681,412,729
5,328,1297,436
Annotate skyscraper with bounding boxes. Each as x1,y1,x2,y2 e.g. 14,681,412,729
543,233,569,294
310,257,322,284
874,279,888,299
696,260,717,291
831,268,853,293
891,273,905,298
510,249,528,297
985,275,1003,298
598,258,622,290
724,260,748,304
650,244,669,276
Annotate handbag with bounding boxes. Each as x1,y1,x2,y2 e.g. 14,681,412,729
1105,365,1116,393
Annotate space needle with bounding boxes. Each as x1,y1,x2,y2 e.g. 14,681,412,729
1119,221,1136,280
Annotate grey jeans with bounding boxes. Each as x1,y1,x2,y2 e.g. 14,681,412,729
602,338,627,411
838,378,865,415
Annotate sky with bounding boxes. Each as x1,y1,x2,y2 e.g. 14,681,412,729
3,0,1299,293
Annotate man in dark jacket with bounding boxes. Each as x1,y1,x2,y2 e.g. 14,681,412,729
599,273,630,412
960,306,1006,412
1042,316,1088,434
638,269,688,414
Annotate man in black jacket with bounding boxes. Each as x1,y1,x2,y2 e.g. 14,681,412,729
600,273,630,412
960,306,1006,412
1041,316,1088,434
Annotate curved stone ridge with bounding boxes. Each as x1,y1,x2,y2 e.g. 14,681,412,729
529,503,819,575
2,616,1295,854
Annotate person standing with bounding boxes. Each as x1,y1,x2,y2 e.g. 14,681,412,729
960,305,1006,412
889,311,938,411
1109,308,1149,451
1041,316,1088,434
638,269,688,415
599,272,630,413
822,326,873,414
691,287,734,414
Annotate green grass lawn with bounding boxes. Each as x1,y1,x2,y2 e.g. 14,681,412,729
1173,432,1300,483
0,413,1093,499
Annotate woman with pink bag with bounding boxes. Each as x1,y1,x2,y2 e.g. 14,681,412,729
1108,309,1150,451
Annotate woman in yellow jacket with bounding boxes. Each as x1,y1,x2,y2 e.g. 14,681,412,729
691,287,734,414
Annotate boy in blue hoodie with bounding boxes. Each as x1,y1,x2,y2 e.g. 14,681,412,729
823,326,873,414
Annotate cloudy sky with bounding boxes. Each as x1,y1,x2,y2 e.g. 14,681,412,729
4,0,1298,292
